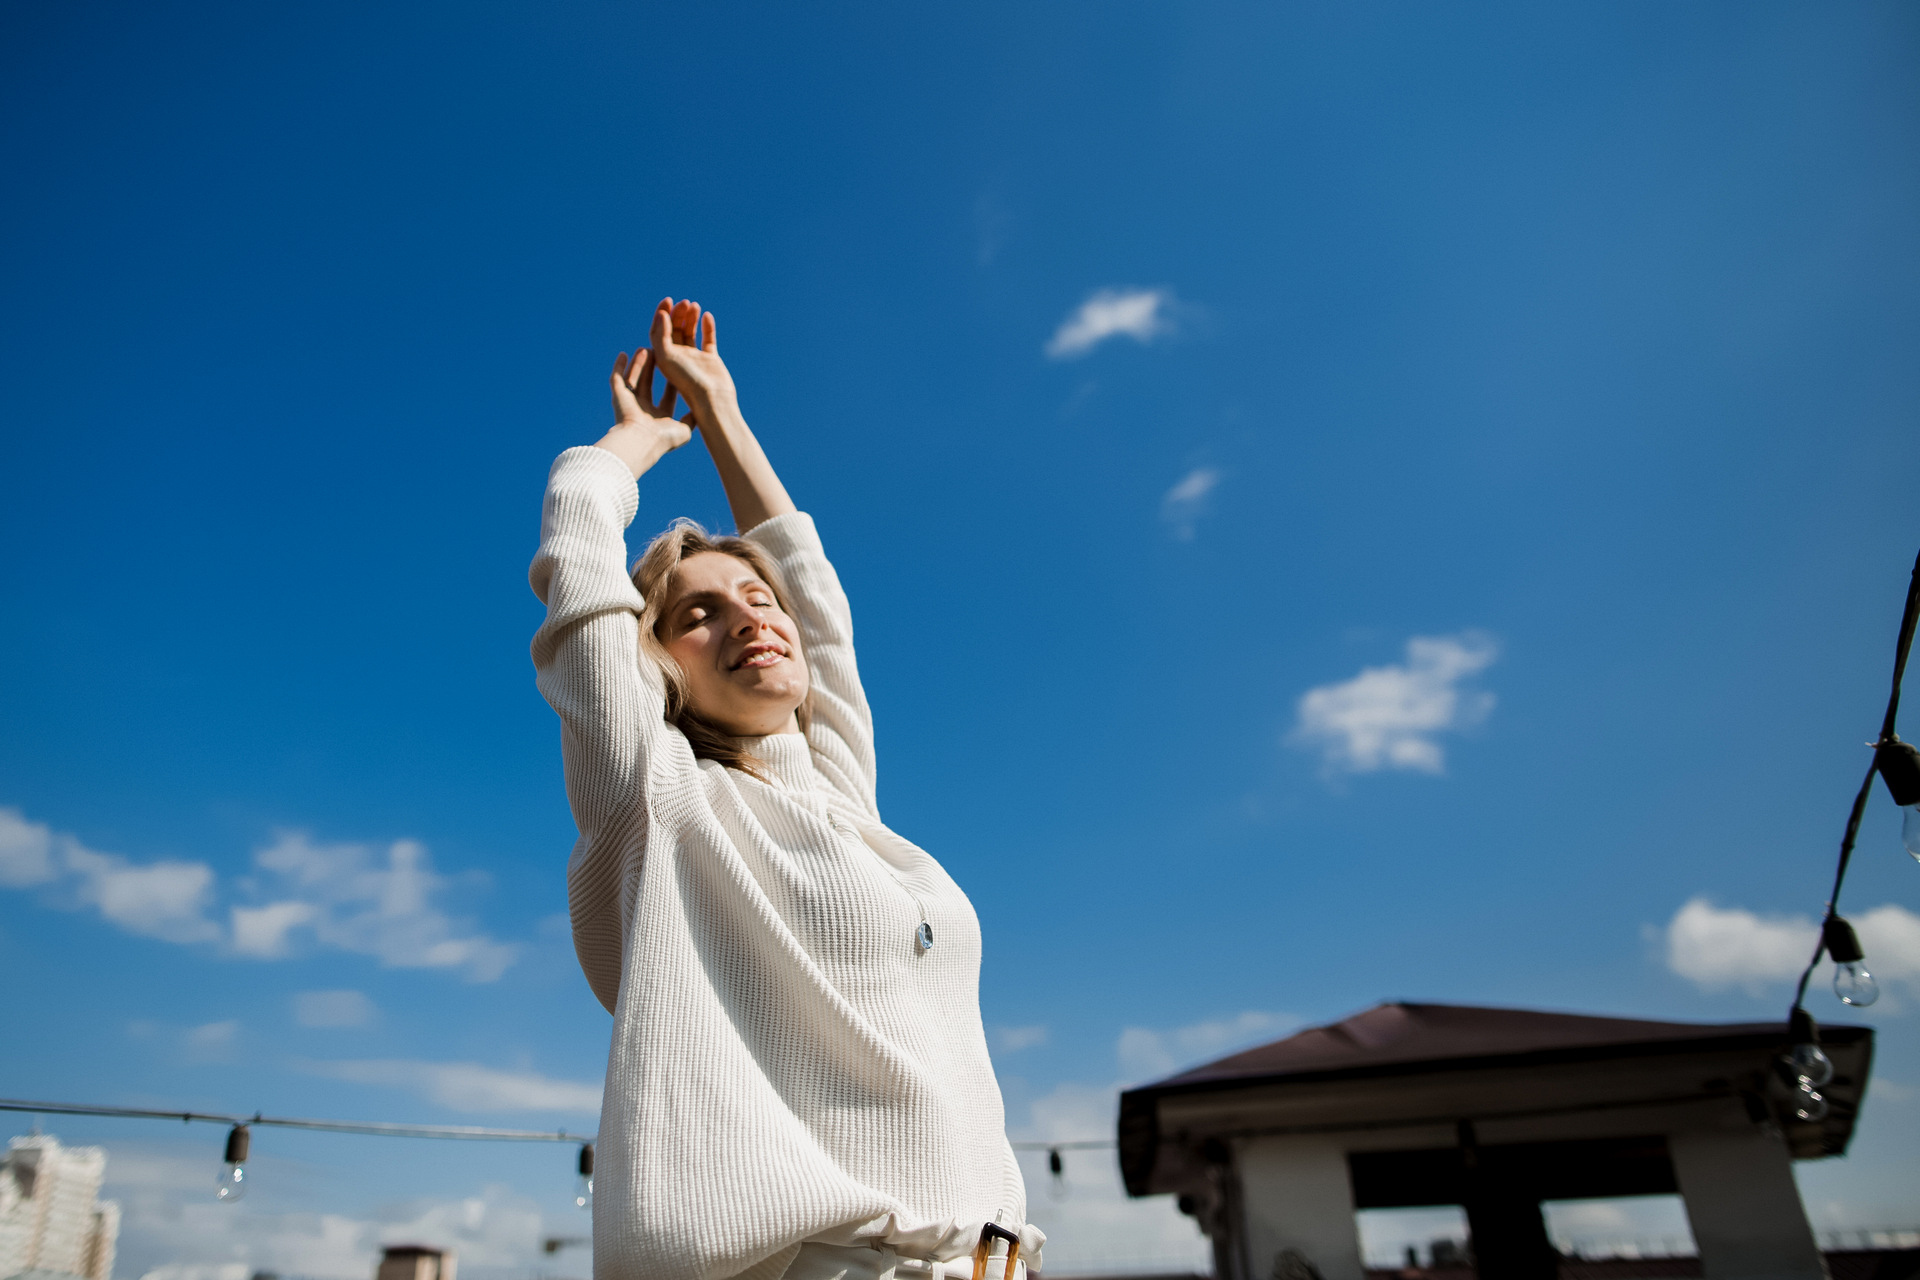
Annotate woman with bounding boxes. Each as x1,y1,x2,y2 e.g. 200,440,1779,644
531,298,1041,1280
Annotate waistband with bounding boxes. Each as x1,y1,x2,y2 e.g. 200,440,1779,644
783,1242,1029,1280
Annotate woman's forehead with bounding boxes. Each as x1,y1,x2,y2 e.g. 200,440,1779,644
669,551,767,596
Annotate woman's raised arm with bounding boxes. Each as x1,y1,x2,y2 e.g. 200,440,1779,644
648,298,797,533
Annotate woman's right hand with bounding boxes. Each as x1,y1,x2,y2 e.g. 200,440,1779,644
593,347,695,478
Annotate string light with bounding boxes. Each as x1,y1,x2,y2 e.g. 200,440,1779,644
1781,548,1919,1100
0,1097,593,1209
1782,1008,1833,1123
575,1142,594,1210
216,1124,249,1202
1876,738,1920,862
1824,918,1879,1008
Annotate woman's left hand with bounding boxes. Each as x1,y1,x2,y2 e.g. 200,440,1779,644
649,297,740,429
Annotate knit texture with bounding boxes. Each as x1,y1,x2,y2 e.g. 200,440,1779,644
530,447,1032,1280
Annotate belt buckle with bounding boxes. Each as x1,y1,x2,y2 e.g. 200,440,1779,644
970,1223,1021,1280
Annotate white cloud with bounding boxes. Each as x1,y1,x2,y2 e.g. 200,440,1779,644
293,989,377,1029
1855,902,1920,982
96,1144,571,1279
1291,633,1499,775
0,805,517,981
230,900,318,958
63,840,221,944
1117,1011,1300,1084
183,1020,239,1063
300,1059,603,1113
1045,288,1175,359
0,807,56,886
992,1025,1049,1054
126,1018,241,1064
246,833,516,981
1663,897,1920,998
1663,897,1816,993
1161,467,1221,541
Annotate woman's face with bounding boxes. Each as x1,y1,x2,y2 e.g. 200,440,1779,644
659,551,809,737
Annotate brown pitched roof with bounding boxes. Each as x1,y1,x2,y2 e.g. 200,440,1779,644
1117,1002,1875,1195
1148,1001,1866,1091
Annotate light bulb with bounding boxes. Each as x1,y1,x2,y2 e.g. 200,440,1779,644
216,1162,247,1202
575,1143,594,1211
216,1124,250,1203
1835,961,1880,1007
1876,741,1920,858
1822,916,1879,1007
1788,1041,1834,1086
1793,1081,1829,1123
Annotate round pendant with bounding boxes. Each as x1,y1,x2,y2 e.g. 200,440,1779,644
915,921,934,952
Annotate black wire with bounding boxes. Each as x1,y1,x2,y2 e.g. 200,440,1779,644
1880,551,1920,744
0,1098,593,1144
1789,548,1920,1020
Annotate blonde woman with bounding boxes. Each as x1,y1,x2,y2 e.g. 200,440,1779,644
531,298,1042,1280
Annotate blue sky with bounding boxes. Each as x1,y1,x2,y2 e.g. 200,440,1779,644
4,1,1919,1273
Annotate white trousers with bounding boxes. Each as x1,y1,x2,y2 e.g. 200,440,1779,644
782,1242,1029,1280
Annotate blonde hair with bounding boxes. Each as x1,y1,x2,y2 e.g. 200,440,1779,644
632,520,812,779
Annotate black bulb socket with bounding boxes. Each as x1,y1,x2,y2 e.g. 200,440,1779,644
1788,1007,1820,1047
1048,1149,1063,1176
578,1143,594,1177
1823,917,1866,964
1876,738,1920,807
224,1124,250,1164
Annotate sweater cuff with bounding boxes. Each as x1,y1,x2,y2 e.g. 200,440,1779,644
742,510,823,561
549,446,640,529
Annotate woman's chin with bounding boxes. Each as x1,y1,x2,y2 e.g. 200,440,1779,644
712,694,806,738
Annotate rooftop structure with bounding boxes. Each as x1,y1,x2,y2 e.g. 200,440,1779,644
376,1245,456,1280
0,1133,120,1280
1118,1002,1875,1280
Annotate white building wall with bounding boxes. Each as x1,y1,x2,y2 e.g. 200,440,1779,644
0,1134,119,1280
85,1201,121,1280
1234,1135,1366,1280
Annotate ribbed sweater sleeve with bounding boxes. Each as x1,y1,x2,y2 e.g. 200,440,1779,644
530,445,683,1013
744,512,879,817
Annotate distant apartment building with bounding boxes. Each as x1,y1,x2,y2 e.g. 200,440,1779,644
0,1133,120,1280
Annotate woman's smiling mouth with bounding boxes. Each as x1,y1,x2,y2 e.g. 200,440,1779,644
733,642,788,670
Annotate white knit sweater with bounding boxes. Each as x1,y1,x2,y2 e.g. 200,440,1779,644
530,447,1033,1280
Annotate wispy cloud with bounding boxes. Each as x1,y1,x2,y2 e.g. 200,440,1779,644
0,806,516,981
1663,896,1920,999
240,832,517,981
128,1017,241,1064
0,807,57,887
299,1059,603,1113
100,1149,559,1277
992,1025,1049,1054
1161,467,1221,540
65,840,222,944
1117,1010,1300,1083
293,989,377,1029
1045,288,1175,359
1291,633,1499,775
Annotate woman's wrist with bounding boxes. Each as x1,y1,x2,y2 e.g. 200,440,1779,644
692,388,745,436
594,424,678,478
